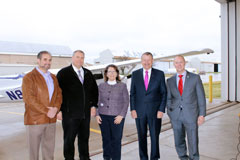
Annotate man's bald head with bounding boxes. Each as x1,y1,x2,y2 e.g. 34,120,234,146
173,55,186,74
174,55,185,63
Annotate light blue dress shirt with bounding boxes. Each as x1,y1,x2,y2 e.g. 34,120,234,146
36,67,54,101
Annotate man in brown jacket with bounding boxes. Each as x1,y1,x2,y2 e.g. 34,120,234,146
22,51,62,160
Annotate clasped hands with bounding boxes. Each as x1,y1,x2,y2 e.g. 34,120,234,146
47,107,58,118
96,115,123,125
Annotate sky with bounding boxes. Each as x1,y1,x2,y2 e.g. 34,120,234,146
0,0,221,62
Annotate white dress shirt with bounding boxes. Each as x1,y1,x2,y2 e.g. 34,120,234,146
72,64,84,80
143,68,152,85
107,80,117,85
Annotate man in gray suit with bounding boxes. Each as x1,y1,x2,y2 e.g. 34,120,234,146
166,55,206,160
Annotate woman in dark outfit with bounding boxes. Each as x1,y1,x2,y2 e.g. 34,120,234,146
96,64,129,160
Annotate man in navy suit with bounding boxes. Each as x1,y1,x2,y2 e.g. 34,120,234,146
130,52,167,160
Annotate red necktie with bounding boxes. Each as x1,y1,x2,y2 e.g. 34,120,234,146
178,75,183,96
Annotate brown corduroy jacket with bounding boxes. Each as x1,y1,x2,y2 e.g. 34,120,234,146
22,68,62,125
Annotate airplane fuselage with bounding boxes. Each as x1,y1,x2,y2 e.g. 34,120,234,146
0,79,23,102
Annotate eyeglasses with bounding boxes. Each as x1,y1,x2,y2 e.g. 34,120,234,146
107,71,116,73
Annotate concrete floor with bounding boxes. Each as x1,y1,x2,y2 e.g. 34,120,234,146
0,100,239,160
0,102,139,160
92,102,240,160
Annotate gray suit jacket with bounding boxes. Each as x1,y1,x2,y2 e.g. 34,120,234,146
166,71,206,123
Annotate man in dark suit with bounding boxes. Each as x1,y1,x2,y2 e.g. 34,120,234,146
130,52,167,160
166,55,206,160
56,50,98,160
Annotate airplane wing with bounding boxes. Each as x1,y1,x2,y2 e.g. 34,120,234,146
0,74,25,80
86,48,214,72
0,48,213,103
154,48,214,60
85,48,214,76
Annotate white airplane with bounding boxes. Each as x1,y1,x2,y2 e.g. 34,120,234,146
0,48,214,103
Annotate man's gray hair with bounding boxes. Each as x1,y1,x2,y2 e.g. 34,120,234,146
73,50,85,56
141,52,153,58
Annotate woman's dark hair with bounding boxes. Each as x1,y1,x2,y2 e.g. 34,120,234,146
104,64,121,82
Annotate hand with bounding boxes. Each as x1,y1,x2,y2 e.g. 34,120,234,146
131,110,137,119
57,111,62,120
96,116,102,124
157,111,164,119
114,115,123,124
91,107,96,117
198,116,205,125
47,107,58,118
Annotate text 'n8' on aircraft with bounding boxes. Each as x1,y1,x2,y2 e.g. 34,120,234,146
0,48,213,103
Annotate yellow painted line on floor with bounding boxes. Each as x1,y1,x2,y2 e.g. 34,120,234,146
0,110,24,116
90,128,101,134
0,110,101,134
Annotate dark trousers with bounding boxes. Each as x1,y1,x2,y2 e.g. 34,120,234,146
171,112,199,160
99,114,125,160
135,116,162,160
62,114,90,160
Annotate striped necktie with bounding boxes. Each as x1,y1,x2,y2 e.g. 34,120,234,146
78,70,84,84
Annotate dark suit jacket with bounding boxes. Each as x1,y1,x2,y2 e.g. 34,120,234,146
130,68,167,118
57,65,98,119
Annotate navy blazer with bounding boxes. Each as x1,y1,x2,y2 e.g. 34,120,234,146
130,68,167,118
